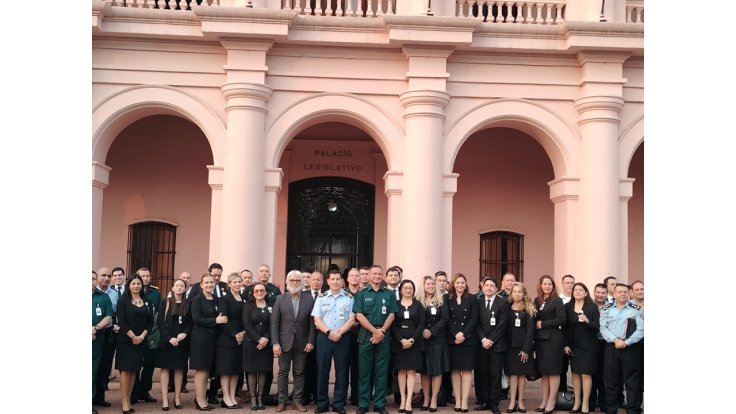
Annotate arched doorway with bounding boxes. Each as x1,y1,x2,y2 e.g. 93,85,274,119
286,177,375,274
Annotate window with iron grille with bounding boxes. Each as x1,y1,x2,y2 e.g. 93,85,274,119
127,221,176,293
479,231,523,281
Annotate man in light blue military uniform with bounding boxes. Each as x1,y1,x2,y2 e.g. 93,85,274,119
312,269,356,414
599,283,643,414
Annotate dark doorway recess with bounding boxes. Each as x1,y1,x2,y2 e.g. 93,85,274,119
286,177,374,275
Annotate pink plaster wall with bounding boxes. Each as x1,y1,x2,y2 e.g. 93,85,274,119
628,143,644,283
452,128,555,290
274,135,388,280
101,115,214,280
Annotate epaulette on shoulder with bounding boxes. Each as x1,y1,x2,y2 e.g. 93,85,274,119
150,285,159,290
318,291,326,297
345,290,353,298
602,303,614,311
627,302,641,310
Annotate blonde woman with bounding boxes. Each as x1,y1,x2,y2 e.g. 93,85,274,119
416,275,450,412
505,283,536,413
155,279,192,410
446,273,478,413
216,272,246,408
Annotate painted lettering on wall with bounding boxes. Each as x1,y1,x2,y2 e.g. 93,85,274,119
304,149,362,172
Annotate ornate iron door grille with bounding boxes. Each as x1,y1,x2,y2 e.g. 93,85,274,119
479,231,524,282
127,221,177,293
286,177,375,276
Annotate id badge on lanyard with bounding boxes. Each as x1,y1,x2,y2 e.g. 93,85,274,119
381,298,387,315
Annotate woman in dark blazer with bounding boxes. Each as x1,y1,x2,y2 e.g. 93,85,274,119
392,279,425,414
533,275,566,414
116,274,154,414
505,282,536,413
242,282,273,410
190,273,229,411
416,275,450,412
216,272,246,409
446,273,479,412
563,283,600,414
156,278,192,410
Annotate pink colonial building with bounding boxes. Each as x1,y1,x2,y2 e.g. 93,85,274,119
92,0,644,292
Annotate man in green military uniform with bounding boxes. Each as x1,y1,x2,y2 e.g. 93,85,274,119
92,270,114,414
352,265,398,414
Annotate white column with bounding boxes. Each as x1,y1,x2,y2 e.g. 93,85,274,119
399,89,448,279
619,178,634,282
207,165,224,265
575,52,628,282
383,171,403,267
218,40,274,273
92,161,111,270
549,177,579,283
442,173,458,275
264,168,284,273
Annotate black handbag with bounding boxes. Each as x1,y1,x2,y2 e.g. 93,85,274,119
554,390,574,411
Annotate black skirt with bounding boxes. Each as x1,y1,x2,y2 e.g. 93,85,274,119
242,341,274,372
115,340,146,372
155,339,190,370
570,347,598,375
421,341,450,376
448,343,477,371
215,344,243,375
534,337,563,375
504,347,534,376
189,329,216,370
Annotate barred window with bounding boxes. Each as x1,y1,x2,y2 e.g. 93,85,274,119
479,231,523,281
127,221,176,293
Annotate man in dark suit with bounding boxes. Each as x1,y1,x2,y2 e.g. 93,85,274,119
475,276,509,414
272,270,317,413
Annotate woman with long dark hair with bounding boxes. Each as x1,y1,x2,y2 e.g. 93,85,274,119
190,273,229,411
392,279,425,414
446,273,478,413
156,278,192,410
563,283,600,414
116,274,153,414
242,282,273,410
533,275,566,414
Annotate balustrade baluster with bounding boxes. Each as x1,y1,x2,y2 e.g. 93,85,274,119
367,0,374,17
626,5,633,22
337,0,344,16
555,3,564,23
543,3,551,24
317,0,324,16
377,0,384,16
387,0,393,14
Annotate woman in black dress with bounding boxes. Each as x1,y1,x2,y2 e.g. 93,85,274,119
533,275,566,414
216,272,246,409
416,275,449,412
156,278,192,410
190,273,229,411
392,279,425,414
505,282,536,413
446,273,478,413
116,274,153,414
242,282,273,410
563,283,600,414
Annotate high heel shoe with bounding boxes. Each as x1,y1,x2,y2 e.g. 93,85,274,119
429,408,437,413
517,408,526,414
542,409,555,414
421,406,429,411
162,407,170,412
454,408,461,412
534,409,544,413
399,409,406,413
569,409,580,414
461,409,469,413
506,404,517,413
174,403,183,409
195,400,213,411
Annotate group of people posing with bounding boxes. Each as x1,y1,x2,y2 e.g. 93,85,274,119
91,264,644,414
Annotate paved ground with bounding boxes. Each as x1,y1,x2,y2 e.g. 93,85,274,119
94,368,631,414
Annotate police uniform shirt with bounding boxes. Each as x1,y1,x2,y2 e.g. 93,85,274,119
92,288,114,340
599,302,644,346
100,285,119,312
311,289,355,332
352,286,399,343
497,290,509,299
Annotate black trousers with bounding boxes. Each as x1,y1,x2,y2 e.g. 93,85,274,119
94,331,116,402
303,348,318,403
477,348,505,407
591,340,608,410
604,343,643,414
133,347,157,398
347,332,360,405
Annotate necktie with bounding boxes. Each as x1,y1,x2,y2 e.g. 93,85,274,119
313,291,318,300
486,299,491,311
116,286,122,297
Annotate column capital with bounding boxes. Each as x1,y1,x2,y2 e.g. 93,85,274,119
399,90,449,119
548,177,579,203
574,95,624,124
383,171,403,197
222,83,273,112
208,165,224,190
92,161,111,189
443,173,459,197
265,168,284,193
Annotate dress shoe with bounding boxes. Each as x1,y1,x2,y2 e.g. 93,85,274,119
399,409,406,413
462,410,469,413
141,394,158,403
505,404,517,413
93,400,112,407
162,407,170,412
429,409,437,413
569,409,580,414
376,407,389,414
534,409,544,413
454,408,462,412
542,410,555,414
174,403,183,409
490,407,500,414
293,401,308,412
195,400,213,411
474,404,490,411
315,407,329,413
420,407,429,411
276,403,286,412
